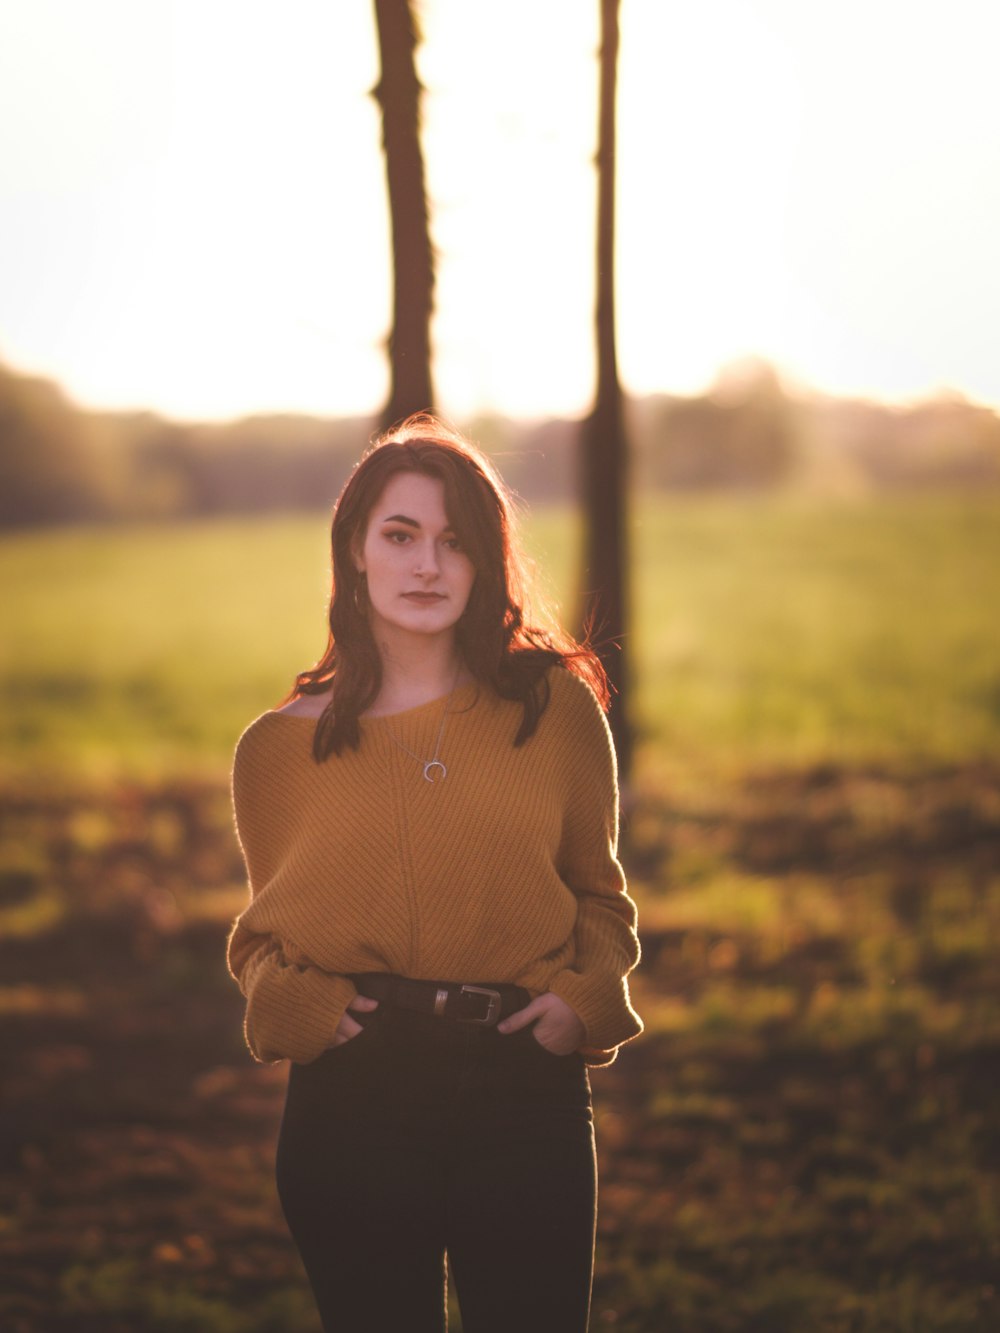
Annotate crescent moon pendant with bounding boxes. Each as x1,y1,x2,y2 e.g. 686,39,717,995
423,760,447,783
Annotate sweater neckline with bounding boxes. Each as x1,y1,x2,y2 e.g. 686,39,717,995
266,680,481,727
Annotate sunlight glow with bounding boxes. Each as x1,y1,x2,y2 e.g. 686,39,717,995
0,0,997,420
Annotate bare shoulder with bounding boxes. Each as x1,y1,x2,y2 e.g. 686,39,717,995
273,690,333,718
232,691,329,789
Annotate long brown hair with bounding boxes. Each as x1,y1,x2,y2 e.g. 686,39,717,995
288,414,608,760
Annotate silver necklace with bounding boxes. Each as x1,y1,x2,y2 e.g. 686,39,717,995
386,673,461,783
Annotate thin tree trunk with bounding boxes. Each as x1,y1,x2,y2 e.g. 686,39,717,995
371,0,435,429
582,0,631,779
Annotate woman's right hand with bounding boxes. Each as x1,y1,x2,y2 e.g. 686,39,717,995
328,994,380,1048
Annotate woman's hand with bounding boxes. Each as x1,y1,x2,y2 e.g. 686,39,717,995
328,994,379,1048
497,992,586,1055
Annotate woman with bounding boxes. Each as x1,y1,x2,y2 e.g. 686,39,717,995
227,415,642,1333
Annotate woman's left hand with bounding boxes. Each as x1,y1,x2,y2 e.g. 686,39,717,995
497,992,586,1055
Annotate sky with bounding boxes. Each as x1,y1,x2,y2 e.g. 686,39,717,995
0,0,998,422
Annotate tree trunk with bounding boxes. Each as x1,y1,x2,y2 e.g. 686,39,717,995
582,0,631,779
371,0,435,429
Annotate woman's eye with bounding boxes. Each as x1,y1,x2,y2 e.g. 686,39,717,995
385,531,411,544
444,537,462,552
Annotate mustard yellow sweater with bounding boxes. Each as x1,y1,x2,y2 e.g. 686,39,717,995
227,667,642,1067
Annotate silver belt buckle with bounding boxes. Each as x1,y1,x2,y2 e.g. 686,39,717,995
459,984,502,1025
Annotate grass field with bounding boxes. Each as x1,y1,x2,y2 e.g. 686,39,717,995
2,492,998,780
1,494,999,1330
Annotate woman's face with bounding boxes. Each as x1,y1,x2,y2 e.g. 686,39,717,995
354,471,476,646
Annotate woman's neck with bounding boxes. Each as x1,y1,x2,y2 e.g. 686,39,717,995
367,632,468,715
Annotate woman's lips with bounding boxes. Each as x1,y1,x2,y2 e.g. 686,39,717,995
402,592,446,603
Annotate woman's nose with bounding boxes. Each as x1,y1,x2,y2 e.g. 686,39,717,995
413,541,441,575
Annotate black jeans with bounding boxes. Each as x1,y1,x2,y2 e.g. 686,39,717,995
275,1003,597,1333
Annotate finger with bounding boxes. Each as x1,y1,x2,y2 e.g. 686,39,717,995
497,998,544,1034
330,1014,364,1046
347,995,379,1013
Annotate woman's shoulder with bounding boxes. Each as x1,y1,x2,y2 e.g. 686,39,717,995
272,688,332,718
233,706,313,782
545,663,607,717
542,666,619,793
540,665,613,749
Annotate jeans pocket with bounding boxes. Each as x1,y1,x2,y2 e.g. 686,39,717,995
526,1026,578,1060
327,1007,383,1059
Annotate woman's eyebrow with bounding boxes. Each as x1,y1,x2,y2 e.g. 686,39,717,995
381,513,456,533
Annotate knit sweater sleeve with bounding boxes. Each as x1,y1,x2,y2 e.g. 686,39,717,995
226,920,357,1064
226,719,357,1065
545,673,643,1064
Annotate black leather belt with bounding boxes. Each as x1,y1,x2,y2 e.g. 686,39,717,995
350,973,530,1027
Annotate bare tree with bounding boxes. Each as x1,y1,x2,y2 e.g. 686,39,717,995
371,0,435,429
581,0,631,778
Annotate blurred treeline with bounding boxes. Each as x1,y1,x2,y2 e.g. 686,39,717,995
3,356,999,530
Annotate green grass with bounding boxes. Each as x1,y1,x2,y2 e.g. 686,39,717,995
1,493,998,779
3,492,999,1330
631,492,1000,780
0,516,332,777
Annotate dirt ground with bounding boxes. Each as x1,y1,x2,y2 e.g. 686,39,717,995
1,766,998,1331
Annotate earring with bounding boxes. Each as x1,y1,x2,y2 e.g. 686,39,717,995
353,572,367,612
